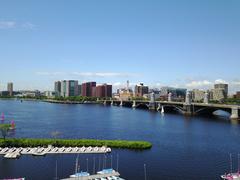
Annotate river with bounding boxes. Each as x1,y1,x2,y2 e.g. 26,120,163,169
0,99,240,180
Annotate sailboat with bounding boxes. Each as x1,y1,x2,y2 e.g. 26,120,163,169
1,113,4,121
161,106,164,114
70,155,90,178
221,154,240,180
10,120,16,130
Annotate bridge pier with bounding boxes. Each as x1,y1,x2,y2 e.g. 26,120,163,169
203,92,209,104
230,107,239,120
148,103,156,110
149,92,156,110
111,100,113,106
168,93,172,102
183,104,192,116
132,100,136,108
103,100,107,106
120,100,123,106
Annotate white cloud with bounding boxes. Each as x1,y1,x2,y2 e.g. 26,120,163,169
0,21,16,29
0,20,35,30
215,79,228,84
22,22,35,29
185,80,212,88
36,72,66,76
72,72,138,78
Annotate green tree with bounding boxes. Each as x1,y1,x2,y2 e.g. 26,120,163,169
0,124,11,140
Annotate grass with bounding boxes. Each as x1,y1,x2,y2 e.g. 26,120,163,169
0,138,152,150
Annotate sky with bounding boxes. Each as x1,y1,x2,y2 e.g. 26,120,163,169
0,0,240,93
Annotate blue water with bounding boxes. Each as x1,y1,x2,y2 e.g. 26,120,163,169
0,99,240,180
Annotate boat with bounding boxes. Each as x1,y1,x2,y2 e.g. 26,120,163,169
161,106,164,114
97,168,116,175
9,120,16,130
32,147,46,156
221,154,240,180
70,172,90,178
1,112,4,121
1,178,25,180
221,173,240,180
70,155,90,178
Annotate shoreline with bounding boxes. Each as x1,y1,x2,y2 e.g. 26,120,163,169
0,138,152,150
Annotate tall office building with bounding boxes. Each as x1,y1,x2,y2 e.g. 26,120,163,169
60,80,78,97
54,81,61,97
81,82,96,97
7,82,13,96
78,85,82,96
214,83,228,98
134,83,149,97
96,84,112,98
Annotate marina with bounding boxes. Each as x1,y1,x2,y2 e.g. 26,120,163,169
62,169,124,180
0,146,111,159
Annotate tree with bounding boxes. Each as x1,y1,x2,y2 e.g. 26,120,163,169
0,124,11,140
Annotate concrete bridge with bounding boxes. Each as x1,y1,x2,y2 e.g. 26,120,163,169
99,92,240,120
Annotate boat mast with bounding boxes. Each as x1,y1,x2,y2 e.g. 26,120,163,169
230,153,233,174
86,158,89,172
75,154,79,174
144,164,147,180
117,154,119,172
111,155,113,169
238,154,240,173
55,160,58,180
93,156,96,174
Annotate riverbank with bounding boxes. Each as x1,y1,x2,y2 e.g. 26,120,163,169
0,138,152,150
43,99,98,104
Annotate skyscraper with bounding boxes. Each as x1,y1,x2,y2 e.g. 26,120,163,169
60,80,78,97
96,84,112,98
214,83,228,98
54,81,61,97
7,82,13,96
134,83,149,97
81,82,96,97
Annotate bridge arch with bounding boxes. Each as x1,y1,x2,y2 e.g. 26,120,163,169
162,105,185,114
194,107,231,116
135,103,149,109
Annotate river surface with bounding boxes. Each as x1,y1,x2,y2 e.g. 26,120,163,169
0,99,240,180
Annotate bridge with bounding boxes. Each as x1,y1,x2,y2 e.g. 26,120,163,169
99,92,240,120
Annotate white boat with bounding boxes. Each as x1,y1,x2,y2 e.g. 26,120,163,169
97,168,116,175
70,172,90,178
221,154,240,180
1,178,25,180
70,155,90,178
161,106,164,114
221,173,240,180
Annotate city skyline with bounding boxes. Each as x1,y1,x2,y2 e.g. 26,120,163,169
0,0,240,92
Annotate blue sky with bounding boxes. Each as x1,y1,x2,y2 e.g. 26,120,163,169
0,0,240,93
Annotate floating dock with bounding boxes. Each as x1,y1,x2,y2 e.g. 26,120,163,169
0,146,111,159
61,172,120,180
